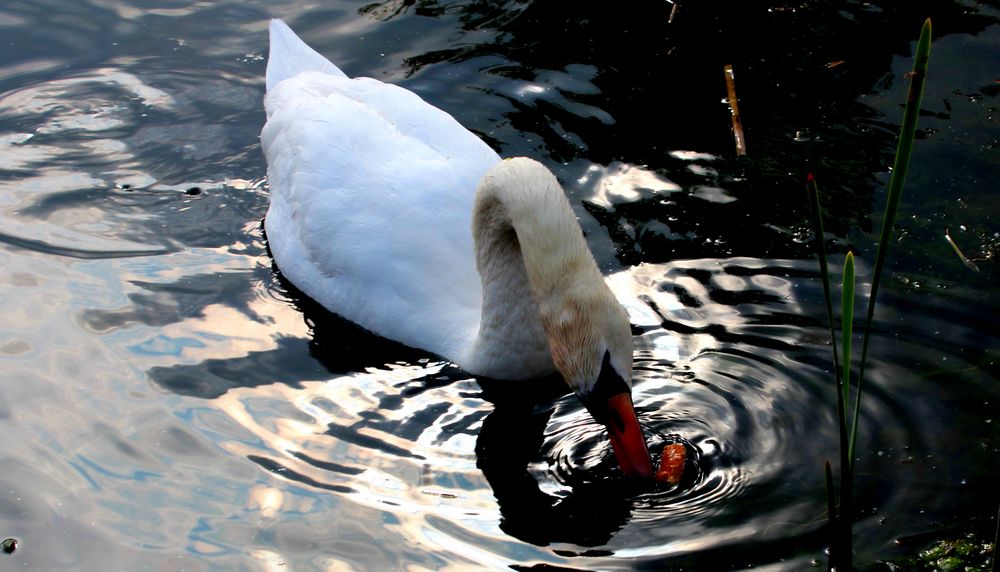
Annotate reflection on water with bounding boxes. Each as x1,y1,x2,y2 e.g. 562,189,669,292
127,257,992,568
0,1,998,570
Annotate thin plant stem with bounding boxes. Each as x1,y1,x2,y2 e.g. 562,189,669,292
806,174,840,379
809,177,853,569
809,19,931,572
839,252,857,567
850,18,932,463
841,251,855,439
824,461,836,529
993,499,999,572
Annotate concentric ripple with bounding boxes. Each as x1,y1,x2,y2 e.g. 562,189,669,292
179,255,986,567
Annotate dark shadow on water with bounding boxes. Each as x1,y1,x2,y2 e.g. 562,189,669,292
146,251,440,397
148,337,324,398
140,245,648,547
248,454,354,494
0,230,176,259
83,271,264,332
283,270,440,376
144,306,439,399
475,377,643,547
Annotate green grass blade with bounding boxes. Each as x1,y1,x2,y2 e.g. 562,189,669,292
839,252,857,571
824,461,836,526
841,252,856,468
808,176,852,568
852,18,933,457
806,174,850,481
806,175,840,379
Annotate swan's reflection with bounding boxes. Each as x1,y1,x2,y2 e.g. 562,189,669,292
297,285,647,547
124,247,1000,572
476,377,637,546
137,256,930,562
143,263,647,547
137,258,804,550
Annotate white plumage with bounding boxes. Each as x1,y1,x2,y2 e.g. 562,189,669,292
263,19,503,368
261,18,653,477
261,19,630,388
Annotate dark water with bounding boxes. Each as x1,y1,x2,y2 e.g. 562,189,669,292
1,1,998,570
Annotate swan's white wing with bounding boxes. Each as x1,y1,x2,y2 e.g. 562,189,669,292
262,39,500,360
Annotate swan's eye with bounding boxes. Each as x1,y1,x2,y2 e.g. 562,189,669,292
578,350,629,425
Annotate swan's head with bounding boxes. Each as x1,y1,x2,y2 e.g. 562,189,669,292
541,286,653,479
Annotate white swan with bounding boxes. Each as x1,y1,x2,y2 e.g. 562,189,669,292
262,19,651,478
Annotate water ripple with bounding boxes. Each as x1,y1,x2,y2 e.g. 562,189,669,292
2,3,998,570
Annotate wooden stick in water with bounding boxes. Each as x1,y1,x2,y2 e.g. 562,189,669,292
724,64,747,156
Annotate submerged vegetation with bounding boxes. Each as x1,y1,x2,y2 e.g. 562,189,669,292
897,535,995,571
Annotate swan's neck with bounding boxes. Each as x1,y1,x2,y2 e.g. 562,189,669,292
463,158,607,380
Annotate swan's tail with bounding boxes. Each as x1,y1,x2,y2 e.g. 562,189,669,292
266,18,346,92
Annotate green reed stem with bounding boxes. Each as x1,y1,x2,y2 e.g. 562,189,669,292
808,178,854,569
808,176,852,568
809,20,932,571
839,252,857,567
806,175,840,380
824,461,836,524
850,18,932,463
841,252,856,469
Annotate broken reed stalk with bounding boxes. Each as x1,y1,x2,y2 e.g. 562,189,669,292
668,1,680,24
724,64,747,156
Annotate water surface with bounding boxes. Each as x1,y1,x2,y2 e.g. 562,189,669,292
1,1,998,570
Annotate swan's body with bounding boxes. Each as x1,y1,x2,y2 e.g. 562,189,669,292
262,19,651,477
263,20,504,374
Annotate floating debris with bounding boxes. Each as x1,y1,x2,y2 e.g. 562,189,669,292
723,65,747,156
944,228,981,272
655,443,686,485
667,1,680,23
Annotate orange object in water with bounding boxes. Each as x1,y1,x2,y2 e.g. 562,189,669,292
655,443,686,485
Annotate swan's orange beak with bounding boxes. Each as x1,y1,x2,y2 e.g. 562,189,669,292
604,392,653,478
578,352,653,479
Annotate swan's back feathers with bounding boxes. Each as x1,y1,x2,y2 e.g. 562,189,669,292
263,19,501,361
266,19,346,91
